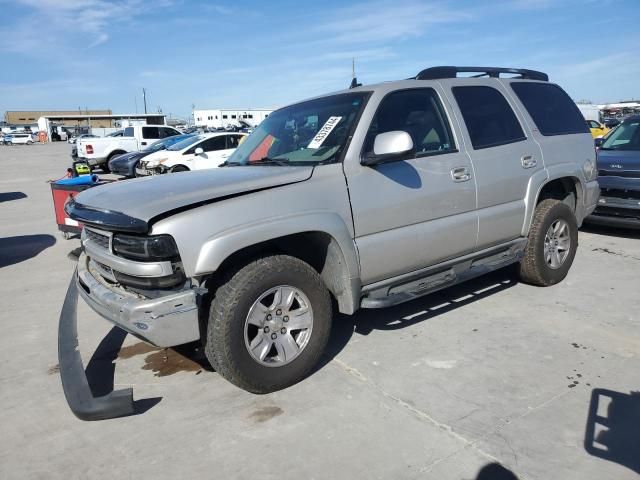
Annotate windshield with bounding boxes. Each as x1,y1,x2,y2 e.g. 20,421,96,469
225,92,369,166
167,134,204,151
601,120,640,151
144,134,194,153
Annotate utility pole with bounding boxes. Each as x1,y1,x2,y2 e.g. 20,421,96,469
142,88,148,114
352,58,355,81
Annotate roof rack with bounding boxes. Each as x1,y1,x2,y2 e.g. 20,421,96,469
415,66,548,82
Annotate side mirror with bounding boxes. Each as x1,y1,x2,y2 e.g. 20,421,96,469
194,147,204,155
362,131,414,166
594,137,604,148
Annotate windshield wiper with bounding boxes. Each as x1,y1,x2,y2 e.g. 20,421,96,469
248,157,290,166
219,160,243,167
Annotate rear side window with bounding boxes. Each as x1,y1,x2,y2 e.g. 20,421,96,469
452,86,526,150
142,126,160,139
510,82,589,136
123,127,134,137
159,127,178,138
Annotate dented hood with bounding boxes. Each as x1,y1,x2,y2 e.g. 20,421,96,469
68,166,314,232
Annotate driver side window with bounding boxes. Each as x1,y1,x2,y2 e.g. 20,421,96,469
364,88,456,157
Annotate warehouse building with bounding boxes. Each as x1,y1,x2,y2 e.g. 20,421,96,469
4,110,113,128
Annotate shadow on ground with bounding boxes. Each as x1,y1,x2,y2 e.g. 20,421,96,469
0,234,56,268
322,267,518,366
0,191,27,203
473,462,519,479
86,327,162,416
584,388,640,474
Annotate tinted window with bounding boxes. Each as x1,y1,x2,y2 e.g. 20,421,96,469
452,86,526,149
142,126,160,139
200,136,226,152
226,135,243,149
123,127,134,137
510,82,589,136
159,127,177,138
363,88,456,156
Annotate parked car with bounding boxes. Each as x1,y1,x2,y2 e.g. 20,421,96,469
586,115,640,228
604,118,621,129
77,125,181,172
60,66,599,420
5,133,34,145
586,120,609,139
108,134,196,177
136,132,246,175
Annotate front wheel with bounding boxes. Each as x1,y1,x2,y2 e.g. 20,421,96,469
518,199,578,286
205,255,332,393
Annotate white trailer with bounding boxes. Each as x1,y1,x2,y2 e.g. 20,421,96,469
193,109,273,129
576,104,600,122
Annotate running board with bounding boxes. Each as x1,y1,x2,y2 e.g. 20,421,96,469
360,239,526,309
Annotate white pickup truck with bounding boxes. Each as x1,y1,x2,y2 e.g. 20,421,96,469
77,125,181,172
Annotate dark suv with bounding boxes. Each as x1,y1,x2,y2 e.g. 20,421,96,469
587,115,640,228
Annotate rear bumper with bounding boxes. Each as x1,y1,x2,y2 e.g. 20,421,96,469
76,252,200,347
58,273,135,420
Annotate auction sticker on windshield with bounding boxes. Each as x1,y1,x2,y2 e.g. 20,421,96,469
308,116,342,149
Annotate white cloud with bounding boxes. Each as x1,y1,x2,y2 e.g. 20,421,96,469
2,0,174,52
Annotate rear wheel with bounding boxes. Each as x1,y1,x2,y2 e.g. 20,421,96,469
518,199,578,286
204,255,332,393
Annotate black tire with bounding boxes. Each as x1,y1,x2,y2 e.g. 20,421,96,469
171,165,189,172
518,199,578,286
205,255,332,393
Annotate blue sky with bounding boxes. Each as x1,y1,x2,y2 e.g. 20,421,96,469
0,0,638,121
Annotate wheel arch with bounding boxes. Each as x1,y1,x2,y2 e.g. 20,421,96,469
195,215,361,315
522,168,585,236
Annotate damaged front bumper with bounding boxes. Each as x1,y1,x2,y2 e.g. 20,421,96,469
76,252,200,347
58,254,201,420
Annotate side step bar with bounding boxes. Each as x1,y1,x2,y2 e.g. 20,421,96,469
360,239,526,309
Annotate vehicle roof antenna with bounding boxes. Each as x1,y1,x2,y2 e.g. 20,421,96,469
350,58,362,89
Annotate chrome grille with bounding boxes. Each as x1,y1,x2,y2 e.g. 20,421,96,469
85,228,110,250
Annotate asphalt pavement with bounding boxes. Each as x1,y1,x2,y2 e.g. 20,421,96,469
0,142,638,480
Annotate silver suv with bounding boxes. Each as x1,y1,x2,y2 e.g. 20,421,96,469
60,66,600,420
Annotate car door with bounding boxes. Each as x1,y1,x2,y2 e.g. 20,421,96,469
192,135,227,170
140,126,160,148
346,86,478,285
443,81,544,250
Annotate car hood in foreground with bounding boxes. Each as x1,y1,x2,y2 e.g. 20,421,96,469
67,166,314,232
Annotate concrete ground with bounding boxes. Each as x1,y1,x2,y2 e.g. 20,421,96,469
0,142,638,480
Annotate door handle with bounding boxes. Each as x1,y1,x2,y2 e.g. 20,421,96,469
451,166,471,182
521,155,537,168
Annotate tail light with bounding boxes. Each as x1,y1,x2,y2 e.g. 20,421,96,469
86,145,93,154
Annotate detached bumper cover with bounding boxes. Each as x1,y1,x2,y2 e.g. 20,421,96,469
58,273,135,420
